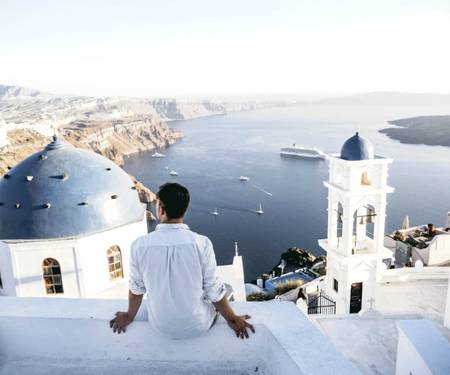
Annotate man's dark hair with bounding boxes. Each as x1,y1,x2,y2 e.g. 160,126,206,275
156,182,190,220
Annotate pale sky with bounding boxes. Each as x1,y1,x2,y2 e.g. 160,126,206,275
1,0,450,97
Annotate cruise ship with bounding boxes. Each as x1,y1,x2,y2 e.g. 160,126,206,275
280,144,325,159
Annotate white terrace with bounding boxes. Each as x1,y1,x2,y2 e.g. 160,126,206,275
0,297,359,375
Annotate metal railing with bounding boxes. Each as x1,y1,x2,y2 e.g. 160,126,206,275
307,291,336,315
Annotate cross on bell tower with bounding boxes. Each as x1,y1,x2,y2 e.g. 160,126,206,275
318,133,394,314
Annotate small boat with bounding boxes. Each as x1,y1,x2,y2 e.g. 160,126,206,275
239,176,249,181
152,152,165,158
169,170,178,176
211,208,219,216
280,144,325,159
256,203,264,215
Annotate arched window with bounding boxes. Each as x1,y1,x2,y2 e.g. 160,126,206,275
42,258,64,294
107,246,123,280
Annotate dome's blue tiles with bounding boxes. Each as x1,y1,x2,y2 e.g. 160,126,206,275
340,132,374,161
0,136,144,240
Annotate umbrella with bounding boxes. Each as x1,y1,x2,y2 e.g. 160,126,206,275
401,215,410,230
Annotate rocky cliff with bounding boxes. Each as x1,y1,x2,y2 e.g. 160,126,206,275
1,84,282,208
0,87,184,209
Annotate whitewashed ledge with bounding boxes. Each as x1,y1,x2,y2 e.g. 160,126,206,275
0,297,359,375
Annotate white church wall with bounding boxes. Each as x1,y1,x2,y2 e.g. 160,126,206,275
76,216,147,297
0,242,15,296
324,253,341,301
9,240,81,297
326,251,378,314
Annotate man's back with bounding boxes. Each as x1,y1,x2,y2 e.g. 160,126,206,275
111,182,254,340
129,223,226,339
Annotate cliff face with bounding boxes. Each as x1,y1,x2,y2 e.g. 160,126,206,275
0,117,181,176
62,116,181,166
0,87,185,208
0,84,283,206
0,129,49,175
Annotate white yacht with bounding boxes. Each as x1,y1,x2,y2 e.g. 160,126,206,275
256,203,264,215
152,152,165,158
239,176,249,181
211,208,219,216
169,170,178,176
280,144,325,159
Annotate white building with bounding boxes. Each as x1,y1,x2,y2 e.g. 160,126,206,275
318,132,394,314
0,136,148,297
387,214,450,267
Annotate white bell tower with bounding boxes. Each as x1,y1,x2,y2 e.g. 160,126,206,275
318,133,394,314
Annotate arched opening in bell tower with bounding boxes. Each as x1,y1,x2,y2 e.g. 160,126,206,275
352,204,376,251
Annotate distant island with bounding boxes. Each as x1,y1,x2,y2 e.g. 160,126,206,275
379,115,450,147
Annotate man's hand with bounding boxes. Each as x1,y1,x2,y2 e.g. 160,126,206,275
110,311,132,334
226,314,255,339
213,295,256,339
109,290,144,334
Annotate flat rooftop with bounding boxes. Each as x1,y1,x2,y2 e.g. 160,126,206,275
0,297,359,375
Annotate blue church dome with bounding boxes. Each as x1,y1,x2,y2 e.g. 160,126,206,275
0,136,144,240
340,132,374,161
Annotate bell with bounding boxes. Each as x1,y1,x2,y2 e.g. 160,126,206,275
359,216,365,225
366,215,374,224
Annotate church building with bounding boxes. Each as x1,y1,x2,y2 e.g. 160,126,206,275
0,136,147,297
318,133,394,314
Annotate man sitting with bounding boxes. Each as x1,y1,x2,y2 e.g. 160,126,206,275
110,182,255,339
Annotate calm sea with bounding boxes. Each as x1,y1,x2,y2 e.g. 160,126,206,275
124,105,450,281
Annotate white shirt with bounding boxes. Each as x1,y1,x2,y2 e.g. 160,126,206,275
129,223,226,339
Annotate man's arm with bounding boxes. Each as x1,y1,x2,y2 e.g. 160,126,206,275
110,290,143,334
110,240,146,334
213,296,255,339
200,237,255,339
